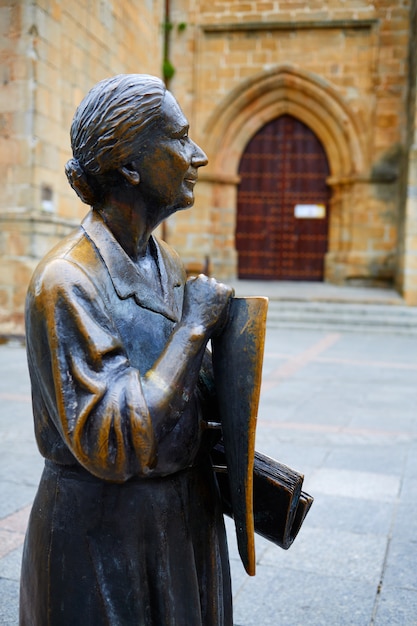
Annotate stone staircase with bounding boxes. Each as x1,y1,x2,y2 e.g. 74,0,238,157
265,299,417,334
229,280,417,335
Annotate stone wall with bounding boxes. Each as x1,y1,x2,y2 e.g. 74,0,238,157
0,0,163,333
1,0,416,335
167,0,415,288
400,0,417,304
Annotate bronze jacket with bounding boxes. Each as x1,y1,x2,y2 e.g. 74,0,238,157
22,209,233,626
25,209,207,482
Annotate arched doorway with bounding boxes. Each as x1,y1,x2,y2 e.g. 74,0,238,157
236,114,331,280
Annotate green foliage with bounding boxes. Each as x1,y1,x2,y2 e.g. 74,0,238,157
163,59,175,81
162,21,187,84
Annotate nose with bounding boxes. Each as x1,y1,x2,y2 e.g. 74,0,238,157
191,141,208,168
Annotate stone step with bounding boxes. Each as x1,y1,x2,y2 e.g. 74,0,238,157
265,300,417,334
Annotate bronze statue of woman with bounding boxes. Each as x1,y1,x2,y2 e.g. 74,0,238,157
20,74,234,625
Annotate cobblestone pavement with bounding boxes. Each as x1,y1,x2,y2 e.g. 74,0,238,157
1,322,417,625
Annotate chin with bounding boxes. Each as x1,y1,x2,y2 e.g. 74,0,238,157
160,198,194,220
172,195,195,212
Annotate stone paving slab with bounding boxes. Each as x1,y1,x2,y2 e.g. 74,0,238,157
0,547,22,582
232,565,378,626
0,579,19,626
305,494,394,536
374,586,417,626
1,324,417,625
382,536,417,590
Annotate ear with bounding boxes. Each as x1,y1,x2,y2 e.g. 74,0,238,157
119,164,140,186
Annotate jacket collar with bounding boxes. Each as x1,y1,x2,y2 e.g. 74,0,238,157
81,210,184,322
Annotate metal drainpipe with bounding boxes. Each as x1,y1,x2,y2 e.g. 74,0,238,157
164,0,172,91
161,0,171,242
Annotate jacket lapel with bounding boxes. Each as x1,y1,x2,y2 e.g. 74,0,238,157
81,210,184,322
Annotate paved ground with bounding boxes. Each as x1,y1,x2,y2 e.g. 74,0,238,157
228,279,405,305
1,285,417,624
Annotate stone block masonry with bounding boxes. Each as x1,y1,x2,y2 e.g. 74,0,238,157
1,0,417,335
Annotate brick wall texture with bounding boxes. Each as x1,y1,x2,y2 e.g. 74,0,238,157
0,0,163,331
0,0,416,332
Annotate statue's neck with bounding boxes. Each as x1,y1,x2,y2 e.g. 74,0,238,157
96,200,155,262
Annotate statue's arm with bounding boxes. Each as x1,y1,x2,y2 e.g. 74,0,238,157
26,258,158,481
141,274,231,437
26,260,230,482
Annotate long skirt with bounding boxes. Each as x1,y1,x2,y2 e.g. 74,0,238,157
20,460,232,625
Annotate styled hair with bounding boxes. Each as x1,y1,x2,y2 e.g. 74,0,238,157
65,74,166,205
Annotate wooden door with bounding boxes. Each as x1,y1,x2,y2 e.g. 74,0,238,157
236,114,330,280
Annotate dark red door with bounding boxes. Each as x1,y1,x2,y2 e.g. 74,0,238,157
236,114,330,280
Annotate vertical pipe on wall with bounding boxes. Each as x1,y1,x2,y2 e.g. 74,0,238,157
161,0,171,242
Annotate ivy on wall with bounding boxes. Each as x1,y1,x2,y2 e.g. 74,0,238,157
162,21,187,87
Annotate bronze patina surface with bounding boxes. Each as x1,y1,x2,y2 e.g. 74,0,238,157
20,74,311,626
21,74,235,626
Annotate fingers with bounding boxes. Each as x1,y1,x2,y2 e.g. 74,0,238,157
183,275,234,334
186,274,234,305
188,274,234,294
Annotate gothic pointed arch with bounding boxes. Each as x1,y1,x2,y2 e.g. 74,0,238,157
202,64,367,181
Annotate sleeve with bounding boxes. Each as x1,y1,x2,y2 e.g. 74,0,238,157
25,257,157,482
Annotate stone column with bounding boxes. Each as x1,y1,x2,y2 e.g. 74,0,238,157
402,144,417,305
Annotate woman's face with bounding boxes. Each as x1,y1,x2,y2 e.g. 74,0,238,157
131,91,208,218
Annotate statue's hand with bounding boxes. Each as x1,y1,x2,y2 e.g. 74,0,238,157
182,274,234,337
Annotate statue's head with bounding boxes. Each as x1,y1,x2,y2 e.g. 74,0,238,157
65,74,207,212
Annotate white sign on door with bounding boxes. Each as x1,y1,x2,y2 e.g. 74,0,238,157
294,204,326,218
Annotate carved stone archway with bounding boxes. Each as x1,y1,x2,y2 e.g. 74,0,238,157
198,65,369,281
